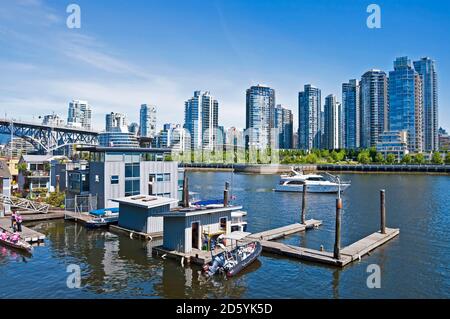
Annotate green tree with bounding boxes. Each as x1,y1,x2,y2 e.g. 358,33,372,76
386,154,396,164
357,151,371,164
321,149,330,158
368,147,377,162
17,162,27,173
374,152,385,164
337,149,346,162
401,154,412,164
414,153,426,164
431,152,444,165
445,152,450,164
330,150,339,162
305,153,318,164
45,191,65,208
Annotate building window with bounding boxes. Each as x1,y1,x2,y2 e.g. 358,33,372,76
149,174,156,183
156,174,164,182
111,175,119,185
220,217,227,231
125,163,140,196
163,173,171,182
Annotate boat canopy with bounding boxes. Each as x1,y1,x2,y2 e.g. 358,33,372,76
192,199,223,206
90,207,119,216
223,231,251,241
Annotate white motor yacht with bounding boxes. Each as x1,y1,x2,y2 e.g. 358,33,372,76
274,170,350,193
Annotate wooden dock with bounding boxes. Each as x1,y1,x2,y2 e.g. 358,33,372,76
248,219,322,241
0,217,46,243
64,211,95,225
253,228,399,267
153,246,219,266
109,224,162,240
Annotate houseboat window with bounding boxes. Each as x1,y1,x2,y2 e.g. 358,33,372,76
125,179,140,196
220,217,227,230
110,175,119,185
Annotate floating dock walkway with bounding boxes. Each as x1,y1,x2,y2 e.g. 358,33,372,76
63,211,95,225
248,220,322,241
254,228,399,267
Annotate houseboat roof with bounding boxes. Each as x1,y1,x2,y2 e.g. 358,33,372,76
111,195,178,209
20,155,67,163
156,205,244,218
77,146,172,153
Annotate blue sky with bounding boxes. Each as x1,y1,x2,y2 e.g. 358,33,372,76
0,0,449,131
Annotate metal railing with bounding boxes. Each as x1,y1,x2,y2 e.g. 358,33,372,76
0,194,50,214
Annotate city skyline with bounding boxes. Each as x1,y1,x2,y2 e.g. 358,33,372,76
1,0,449,132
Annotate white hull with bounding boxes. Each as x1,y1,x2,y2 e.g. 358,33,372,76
274,183,350,193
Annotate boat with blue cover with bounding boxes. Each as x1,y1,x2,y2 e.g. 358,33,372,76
86,208,119,229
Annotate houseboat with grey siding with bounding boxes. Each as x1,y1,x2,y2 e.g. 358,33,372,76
112,195,178,236
74,147,180,209
157,205,242,254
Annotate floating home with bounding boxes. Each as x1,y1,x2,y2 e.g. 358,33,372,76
65,147,180,210
157,205,243,254
111,195,178,237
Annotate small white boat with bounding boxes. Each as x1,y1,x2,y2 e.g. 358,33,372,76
274,170,350,193
231,211,248,232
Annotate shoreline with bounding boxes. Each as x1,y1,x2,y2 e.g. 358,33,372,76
182,163,450,175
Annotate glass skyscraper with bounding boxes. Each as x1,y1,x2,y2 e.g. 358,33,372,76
323,94,340,150
342,79,360,149
200,92,219,150
140,104,157,138
413,57,438,152
388,57,423,152
245,85,275,150
360,70,388,148
272,104,293,149
184,91,219,150
67,100,92,130
298,84,321,150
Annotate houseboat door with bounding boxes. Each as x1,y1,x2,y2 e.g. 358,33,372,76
191,221,200,249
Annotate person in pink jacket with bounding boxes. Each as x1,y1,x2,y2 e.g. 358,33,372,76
10,232,20,243
0,230,8,241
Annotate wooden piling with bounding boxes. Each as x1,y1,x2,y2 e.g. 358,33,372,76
183,174,189,207
224,182,229,207
301,184,307,224
380,189,386,234
333,198,342,260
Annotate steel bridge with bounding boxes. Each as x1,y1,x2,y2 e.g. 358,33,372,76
0,118,99,153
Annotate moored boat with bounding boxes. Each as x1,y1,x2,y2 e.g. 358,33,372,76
86,208,119,229
203,232,262,277
0,229,33,254
85,216,119,229
274,170,351,193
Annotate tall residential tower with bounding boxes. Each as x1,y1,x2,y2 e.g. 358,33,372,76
245,85,275,150
298,84,321,150
360,70,388,148
413,57,438,151
342,79,360,149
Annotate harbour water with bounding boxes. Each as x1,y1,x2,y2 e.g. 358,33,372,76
0,172,449,298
